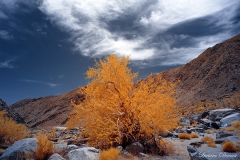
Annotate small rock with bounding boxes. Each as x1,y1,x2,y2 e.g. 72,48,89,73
187,145,208,160
216,131,232,139
67,147,99,160
48,153,66,160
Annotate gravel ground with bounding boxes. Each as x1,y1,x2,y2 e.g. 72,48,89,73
129,133,240,160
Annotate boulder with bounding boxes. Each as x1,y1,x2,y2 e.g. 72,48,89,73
54,142,68,152
67,147,99,160
48,153,66,160
126,142,144,155
220,113,240,127
0,138,37,160
208,109,238,121
210,122,220,130
216,131,232,139
225,136,239,143
187,145,208,160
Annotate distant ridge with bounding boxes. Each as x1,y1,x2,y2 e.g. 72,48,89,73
9,87,85,128
155,34,240,106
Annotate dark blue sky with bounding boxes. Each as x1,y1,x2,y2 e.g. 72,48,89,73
1,0,240,105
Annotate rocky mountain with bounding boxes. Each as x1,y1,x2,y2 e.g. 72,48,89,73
155,34,240,106
9,87,85,128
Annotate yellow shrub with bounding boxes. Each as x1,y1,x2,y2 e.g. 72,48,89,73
226,127,235,132
34,132,54,160
0,110,29,145
212,129,217,133
208,141,216,147
67,54,179,149
100,148,120,160
191,133,199,138
47,128,57,141
222,141,237,152
220,128,225,132
179,133,191,139
206,129,211,134
157,139,174,155
201,136,214,144
232,121,240,129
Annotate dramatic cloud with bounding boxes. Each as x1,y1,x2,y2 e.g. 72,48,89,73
38,0,240,67
21,79,61,87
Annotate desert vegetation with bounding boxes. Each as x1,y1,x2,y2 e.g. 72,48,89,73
67,54,179,152
34,132,54,160
0,110,29,145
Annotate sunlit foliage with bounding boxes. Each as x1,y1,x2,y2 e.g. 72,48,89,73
34,132,54,160
67,54,178,149
0,110,29,145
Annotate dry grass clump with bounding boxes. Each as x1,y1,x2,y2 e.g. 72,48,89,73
34,132,54,160
0,110,29,145
212,129,217,133
180,139,184,142
99,148,120,160
201,136,216,147
226,127,235,132
220,128,225,132
222,141,238,152
208,141,216,147
157,139,174,155
0,148,4,152
191,133,199,138
47,128,57,141
206,129,211,134
231,121,240,129
179,133,191,139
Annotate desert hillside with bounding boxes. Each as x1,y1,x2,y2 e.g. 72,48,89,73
155,34,240,106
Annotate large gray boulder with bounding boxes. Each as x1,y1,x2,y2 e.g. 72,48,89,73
0,138,37,160
216,131,232,139
187,145,208,160
220,113,240,127
67,147,99,160
208,109,239,121
48,153,66,160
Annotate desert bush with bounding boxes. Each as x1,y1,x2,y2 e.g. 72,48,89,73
206,129,211,134
222,141,237,152
34,132,54,160
226,127,235,132
0,110,29,145
67,54,179,149
47,128,57,141
179,133,191,139
100,147,120,160
220,128,225,132
201,136,214,144
208,141,216,147
212,129,217,134
157,139,174,155
180,139,184,142
232,121,240,129
0,148,4,152
191,133,199,138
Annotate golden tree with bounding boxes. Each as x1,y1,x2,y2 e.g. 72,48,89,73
67,54,178,149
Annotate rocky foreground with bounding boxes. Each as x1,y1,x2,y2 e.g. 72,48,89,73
0,108,240,160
